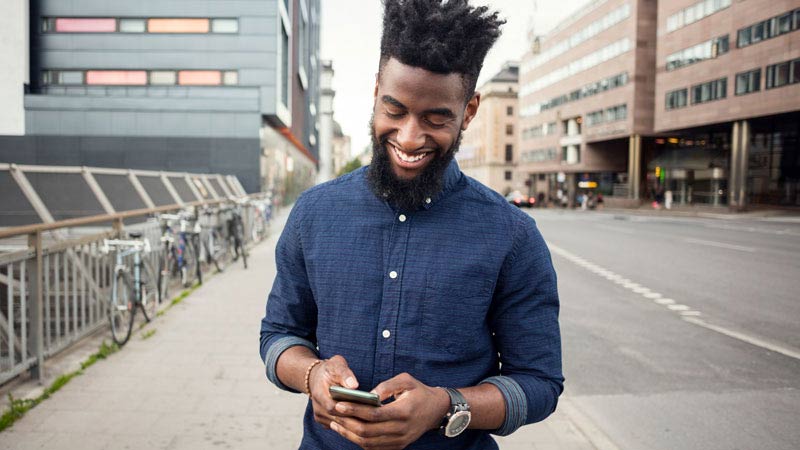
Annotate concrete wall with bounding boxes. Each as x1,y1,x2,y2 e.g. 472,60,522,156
0,0,29,135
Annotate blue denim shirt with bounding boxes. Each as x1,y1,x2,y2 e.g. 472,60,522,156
260,161,563,450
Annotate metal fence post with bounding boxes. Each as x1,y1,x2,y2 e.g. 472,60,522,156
27,232,45,382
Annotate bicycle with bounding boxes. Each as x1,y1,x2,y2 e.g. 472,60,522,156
101,233,157,346
221,202,248,269
198,206,226,274
157,211,202,305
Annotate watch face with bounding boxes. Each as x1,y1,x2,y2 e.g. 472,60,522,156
445,411,471,437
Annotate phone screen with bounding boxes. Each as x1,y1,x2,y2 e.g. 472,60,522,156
329,386,382,407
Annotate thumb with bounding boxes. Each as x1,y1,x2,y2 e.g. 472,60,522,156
371,373,416,402
326,355,359,389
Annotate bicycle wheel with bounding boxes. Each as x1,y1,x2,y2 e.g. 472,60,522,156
140,263,158,322
110,270,135,346
157,249,174,304
192,235,203,286
181,236,199,287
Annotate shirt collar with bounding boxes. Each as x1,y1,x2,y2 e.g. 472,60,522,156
421,158,462,211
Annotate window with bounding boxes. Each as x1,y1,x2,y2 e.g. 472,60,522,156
586,110,604,126
665,0,731,33
546,122,557,135
211,19,239,33
505,145,513,162
765,59,799,89
281,25,289,107
42,71,83,85
53,18,116,32
666,88,688,110
735,69,761,95
178,70,222,85
85,70,147,85
119,19,146,33
223,71,239,85
605,104,627,122
666,35,728,71
148,18,209,33
506,124,514,136
507,106,514,116
737,8,800,48
691,78,727,104
150,71,177,85
504,171,512,181
562,145,580,164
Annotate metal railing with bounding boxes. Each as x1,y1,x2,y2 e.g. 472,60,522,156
0,197,268,385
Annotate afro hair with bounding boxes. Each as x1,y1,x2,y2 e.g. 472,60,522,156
379,0,505,101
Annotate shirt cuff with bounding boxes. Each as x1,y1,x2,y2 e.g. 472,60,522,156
480,375,528,436
264,336,318,392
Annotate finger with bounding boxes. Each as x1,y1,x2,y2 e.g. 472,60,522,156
324,355,359,389
331,417,406,444
335,400,405,423
371,372,416,402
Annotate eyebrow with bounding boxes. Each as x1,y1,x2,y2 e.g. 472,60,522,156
381,95,457,118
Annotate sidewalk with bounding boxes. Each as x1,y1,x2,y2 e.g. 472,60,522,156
1,206,608,450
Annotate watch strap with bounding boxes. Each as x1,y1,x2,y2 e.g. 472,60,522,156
444,387,468,410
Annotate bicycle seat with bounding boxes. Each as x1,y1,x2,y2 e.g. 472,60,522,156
128,232,143,239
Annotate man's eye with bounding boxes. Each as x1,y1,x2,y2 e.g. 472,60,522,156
386,110,404,118
426,117,447,128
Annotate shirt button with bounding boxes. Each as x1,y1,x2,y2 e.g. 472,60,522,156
425,198,432,204
398,214,407,222
389,271,398,279
382,330,391,339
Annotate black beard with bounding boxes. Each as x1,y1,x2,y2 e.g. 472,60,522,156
366,120,461,212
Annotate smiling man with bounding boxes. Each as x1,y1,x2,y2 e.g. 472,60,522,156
260,1,563,449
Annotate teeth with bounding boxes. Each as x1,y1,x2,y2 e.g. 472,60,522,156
393,145,426,163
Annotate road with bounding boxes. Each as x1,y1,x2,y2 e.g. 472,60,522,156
529,208,800,450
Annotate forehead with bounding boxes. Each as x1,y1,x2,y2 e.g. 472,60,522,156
378,58,465,108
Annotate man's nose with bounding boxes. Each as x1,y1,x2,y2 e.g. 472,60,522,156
396,117,426,151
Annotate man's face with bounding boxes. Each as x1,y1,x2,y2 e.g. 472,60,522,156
372,58,479,180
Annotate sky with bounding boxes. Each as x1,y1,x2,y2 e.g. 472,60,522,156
320,0,589,158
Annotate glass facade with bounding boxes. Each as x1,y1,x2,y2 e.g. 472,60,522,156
765,58,800,89
42,70,238,86
521,39,631,97
43,17,239,34
737,8,800,48
523,72,629,117
666,35,729,71
666,0,732,33
691,78,727,104
747,114,800,206
522,3,631,74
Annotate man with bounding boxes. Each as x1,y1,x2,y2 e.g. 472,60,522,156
260,1,563,448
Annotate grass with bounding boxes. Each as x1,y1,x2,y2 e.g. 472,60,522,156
0,278,206,432
140,329,157,340
0,341,120,432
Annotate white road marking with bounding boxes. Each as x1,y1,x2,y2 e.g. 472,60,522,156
684,238,756,253
549,241,800,362
683,317,800,361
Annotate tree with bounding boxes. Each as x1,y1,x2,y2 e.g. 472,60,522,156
337,158,363,177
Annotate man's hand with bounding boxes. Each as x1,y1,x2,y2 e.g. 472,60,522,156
329,372,450,450
308,355,360,429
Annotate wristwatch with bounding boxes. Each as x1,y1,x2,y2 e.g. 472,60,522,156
439,387,471,438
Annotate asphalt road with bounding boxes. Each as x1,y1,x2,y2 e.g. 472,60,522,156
529,208,800,450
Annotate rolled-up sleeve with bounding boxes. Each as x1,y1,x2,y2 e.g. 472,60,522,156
259,196,319,393
486,212,564,435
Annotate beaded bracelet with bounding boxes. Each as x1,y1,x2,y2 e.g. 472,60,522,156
304,359,323,398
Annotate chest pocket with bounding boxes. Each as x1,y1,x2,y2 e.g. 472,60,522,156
422,276,494,358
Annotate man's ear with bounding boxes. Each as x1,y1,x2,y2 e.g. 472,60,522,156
461,93,481,131
373,72,380,98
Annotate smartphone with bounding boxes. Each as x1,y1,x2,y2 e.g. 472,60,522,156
329,386,382,407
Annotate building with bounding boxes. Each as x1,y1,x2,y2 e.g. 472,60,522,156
654,0,800,208
517,0,657,207
331,120,352,176
0,0,321,198
459,62,520,196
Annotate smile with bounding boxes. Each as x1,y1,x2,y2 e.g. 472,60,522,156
390,144,429,163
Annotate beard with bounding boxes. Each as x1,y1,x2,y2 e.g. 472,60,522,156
366,118,461,212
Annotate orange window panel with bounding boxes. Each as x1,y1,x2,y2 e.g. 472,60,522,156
55,18,117,32
178,71,222,85
86,70,148,85
147,18,209,33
